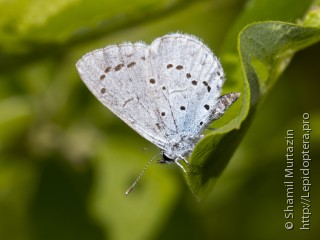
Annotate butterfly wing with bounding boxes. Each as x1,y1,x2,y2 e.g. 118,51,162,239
148,34,225,141
76,43,170,150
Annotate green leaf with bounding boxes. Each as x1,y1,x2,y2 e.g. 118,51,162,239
0,0,190,55
187,19,320,199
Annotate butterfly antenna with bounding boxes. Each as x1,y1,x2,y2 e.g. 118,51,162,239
125,154,159,195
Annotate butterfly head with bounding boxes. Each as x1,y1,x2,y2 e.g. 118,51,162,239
158,152,175,164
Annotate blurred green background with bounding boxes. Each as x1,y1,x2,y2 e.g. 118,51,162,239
0,0,319,239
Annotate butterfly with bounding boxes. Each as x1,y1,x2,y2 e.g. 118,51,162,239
76,33,240,194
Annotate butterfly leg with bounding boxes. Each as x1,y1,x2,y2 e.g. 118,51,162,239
180,156,190,167
174,159,187,173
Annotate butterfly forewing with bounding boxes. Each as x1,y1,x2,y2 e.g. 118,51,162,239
76,43,170,150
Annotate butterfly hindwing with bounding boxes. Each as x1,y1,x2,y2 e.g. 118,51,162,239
149,34,225,139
